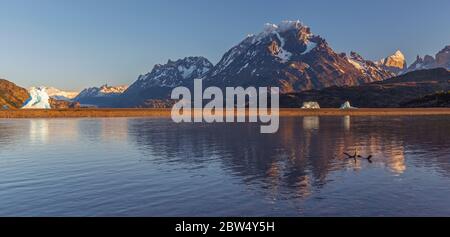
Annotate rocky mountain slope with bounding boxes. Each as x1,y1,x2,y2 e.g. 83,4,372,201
0,79,30,109
122,56,213,105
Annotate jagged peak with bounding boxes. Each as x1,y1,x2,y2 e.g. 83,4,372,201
391,50,405,61
263,20,304,33
255,20,310,41
438,45,450,53
149,56,212,74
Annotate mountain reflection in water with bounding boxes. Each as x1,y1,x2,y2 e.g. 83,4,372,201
0,116,449,216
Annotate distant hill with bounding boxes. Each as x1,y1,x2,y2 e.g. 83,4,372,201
401,91,450,107
280,68,450,108
0,79,30,109
74,84,128,107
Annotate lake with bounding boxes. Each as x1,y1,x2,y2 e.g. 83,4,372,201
0,116,449,216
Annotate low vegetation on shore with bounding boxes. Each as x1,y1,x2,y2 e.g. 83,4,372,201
1,108,450,118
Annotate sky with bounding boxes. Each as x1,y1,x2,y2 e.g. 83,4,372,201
0,0,449,91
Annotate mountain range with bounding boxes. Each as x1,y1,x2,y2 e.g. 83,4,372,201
117,20,397,107
1,20,449,109
73,84,128,106
404,46,450,73
46,87,79,101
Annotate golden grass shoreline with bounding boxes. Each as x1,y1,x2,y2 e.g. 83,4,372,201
1,108,450,118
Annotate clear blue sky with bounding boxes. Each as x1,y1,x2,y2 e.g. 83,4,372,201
0,0,449,90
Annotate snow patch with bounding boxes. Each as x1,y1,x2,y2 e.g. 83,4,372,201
273,32,292,63
178,65,197,79
255,20,306,42
348,58,364,70
237,63,249,73
303,41,317,54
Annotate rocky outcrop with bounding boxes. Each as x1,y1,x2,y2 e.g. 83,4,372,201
376,50,407,74
435,46,450,68
0,79,30,109
404,45,450,73
49,98,81,109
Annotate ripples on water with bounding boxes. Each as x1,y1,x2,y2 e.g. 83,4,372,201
0,116,449,216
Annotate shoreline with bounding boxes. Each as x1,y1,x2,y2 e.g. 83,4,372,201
1,108,450,118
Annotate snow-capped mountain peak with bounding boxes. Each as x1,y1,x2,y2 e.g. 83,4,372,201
46,87,79,101
128,56,213,90
207,20,322,80
75,84,128,100
200,20,392,93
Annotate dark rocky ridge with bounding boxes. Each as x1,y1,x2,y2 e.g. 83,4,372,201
280,68,450,108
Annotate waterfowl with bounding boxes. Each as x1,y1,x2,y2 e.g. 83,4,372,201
357,155,373,163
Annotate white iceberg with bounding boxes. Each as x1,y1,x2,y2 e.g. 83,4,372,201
301,101,320,109
340,101,357,109
22,87,51,109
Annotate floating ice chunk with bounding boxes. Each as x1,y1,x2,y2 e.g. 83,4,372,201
301,101,321,109
340,101,357,109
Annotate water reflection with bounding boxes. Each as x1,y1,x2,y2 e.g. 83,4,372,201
343,115,351,130
29,120,49,143
303,116,319,130
0,116,449,216
127,116,450,197
0,120,24,150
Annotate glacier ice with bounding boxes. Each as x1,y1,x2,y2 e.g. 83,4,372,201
22,87,51,109
301,101,321,109
340,101,357,109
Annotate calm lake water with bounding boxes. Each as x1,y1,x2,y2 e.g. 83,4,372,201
0,116,449,216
